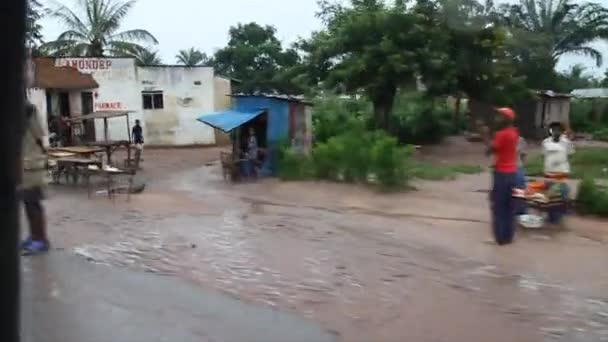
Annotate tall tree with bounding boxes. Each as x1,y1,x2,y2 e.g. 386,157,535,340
416,0,528,105
213,22,300,94
41,0,158,57
175,48,210,66
303,0,429,129
26,0,44,49
557,64,600,91
498,0,608,89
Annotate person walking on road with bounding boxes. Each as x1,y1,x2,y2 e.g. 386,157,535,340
483,107,519,245
132,119,144,149
20,101,50,255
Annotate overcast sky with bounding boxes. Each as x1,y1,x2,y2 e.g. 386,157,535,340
41,0,608,77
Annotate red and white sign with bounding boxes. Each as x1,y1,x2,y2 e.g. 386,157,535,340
95,102,122,111
55,58,113,73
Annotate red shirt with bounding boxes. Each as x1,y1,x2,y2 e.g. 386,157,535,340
492,127,518,173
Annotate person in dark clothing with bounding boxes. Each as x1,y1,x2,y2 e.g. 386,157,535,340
132,119,144,147
132,119,144,144
20,102,50,255
483,107,519,246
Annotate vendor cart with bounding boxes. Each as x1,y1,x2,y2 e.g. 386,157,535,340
513,178,570,229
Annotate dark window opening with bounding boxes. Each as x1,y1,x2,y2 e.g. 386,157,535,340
142,91,164,110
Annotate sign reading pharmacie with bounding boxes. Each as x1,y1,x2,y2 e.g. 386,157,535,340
55,58,113,74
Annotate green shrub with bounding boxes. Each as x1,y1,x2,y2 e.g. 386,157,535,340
576,177,608,217
391,92,453,145
277,145,314,180
593,127,608,142
370,134,408,188
312,96,371,145
570,100,594,133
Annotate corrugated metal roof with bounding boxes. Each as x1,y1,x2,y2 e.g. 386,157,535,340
197,109,265,133
571,88,608,99
230,93,313,105
32,58,99,90
535,90,572,98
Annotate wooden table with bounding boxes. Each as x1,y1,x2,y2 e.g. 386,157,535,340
86,140,130,165
51,146,104,158
53,157,103,185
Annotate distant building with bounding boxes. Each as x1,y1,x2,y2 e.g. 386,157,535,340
571,88,608,99
28,57,232,146
469,90,572,140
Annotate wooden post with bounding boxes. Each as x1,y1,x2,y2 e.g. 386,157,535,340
126,114,132,164
103,117,109,141
126,113,132,144
0,0,26,341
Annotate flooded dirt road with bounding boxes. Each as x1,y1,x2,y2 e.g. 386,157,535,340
44,148,608,342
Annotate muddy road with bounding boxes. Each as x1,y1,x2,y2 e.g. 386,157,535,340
44,148,608,342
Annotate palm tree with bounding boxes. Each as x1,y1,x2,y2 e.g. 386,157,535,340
26,0,44,48
41,0,158,57
175,48,210,66
499,0,608,68
132,48,162,66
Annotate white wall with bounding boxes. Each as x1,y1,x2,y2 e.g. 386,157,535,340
27,88,49,143
48,58,219,146
136,66,216,145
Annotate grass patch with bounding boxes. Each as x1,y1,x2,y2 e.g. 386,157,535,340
406,161,483,181
525,146,608,179
576,177,608,217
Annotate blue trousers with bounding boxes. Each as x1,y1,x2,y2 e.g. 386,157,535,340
491,172,517,245
515,166,527,215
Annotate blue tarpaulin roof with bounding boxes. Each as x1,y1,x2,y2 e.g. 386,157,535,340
196,109,265,133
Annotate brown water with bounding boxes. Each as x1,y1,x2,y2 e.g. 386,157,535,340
45,149,608,342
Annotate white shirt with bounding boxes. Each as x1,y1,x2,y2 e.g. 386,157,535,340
542,136,574,174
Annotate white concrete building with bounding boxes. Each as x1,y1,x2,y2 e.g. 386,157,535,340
29,57,231,146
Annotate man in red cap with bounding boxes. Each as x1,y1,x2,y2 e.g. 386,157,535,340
484,107,519,245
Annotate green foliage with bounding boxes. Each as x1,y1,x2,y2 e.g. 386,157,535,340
311,96,371,145
213,23,300,94
576,177,608,217
41,0,158,57
277,147,314,180
176,48,211,66
391,92,453,144
556,65,600,93
526,147,608,179
370,134,409,188
26,0,44,48
594,128,608,142
307,0,430,129
132,47,162,66
278,129,410,190
497,0,608,90
570,100,595,133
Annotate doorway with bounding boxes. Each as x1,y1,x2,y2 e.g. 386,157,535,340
81,92,95,142
59,92,72,145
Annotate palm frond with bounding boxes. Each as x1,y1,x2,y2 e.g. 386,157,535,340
56,30,88,42
47,0,89,35
556,46,603,67
105,40,146,56
110,29,158,45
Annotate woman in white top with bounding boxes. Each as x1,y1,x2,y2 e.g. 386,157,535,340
542,122,574,176
542,122,574,225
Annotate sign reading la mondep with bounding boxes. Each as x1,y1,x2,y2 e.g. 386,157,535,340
55,58,113,73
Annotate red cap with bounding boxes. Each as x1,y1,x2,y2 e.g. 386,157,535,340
495,107,516,120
